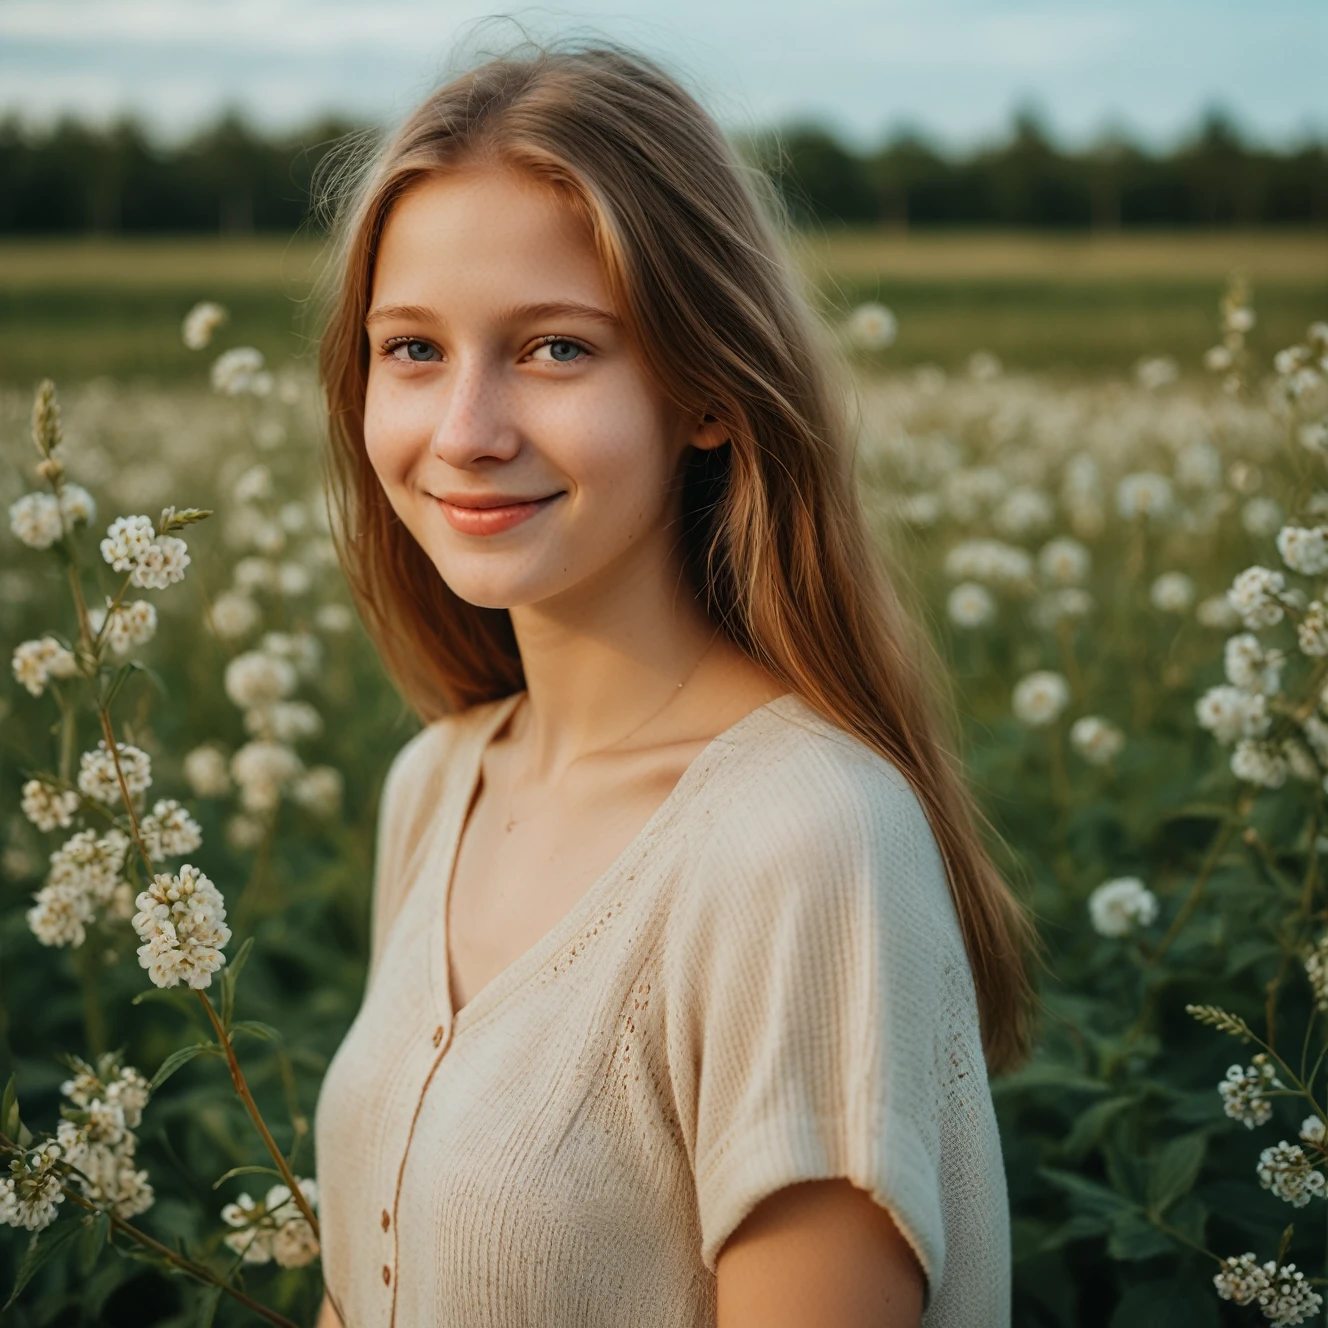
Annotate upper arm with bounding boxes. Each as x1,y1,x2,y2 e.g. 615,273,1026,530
716,1178,924,1328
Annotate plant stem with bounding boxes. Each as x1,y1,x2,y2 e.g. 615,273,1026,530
0,1131,297,1328
196,991,320,1239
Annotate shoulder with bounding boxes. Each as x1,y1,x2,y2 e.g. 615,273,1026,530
691,695,948,900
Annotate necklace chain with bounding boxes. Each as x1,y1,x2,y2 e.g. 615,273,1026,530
502,633,717,833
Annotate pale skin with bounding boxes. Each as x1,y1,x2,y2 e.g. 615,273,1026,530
315,165,924,1327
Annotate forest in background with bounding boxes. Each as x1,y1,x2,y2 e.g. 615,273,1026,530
1,108,1325,235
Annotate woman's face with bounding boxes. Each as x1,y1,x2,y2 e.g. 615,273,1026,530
363,166,717,612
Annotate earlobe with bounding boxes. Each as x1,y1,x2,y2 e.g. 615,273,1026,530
692,411,731,452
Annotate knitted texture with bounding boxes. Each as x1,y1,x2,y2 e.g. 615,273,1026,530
314,693,1010,1326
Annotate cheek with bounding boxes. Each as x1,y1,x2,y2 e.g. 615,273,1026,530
557,379,678,513
362,377,417,492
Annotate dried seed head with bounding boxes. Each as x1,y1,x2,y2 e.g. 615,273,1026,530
31,380,61,458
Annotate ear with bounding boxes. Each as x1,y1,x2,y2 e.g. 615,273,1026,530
690,411,731,452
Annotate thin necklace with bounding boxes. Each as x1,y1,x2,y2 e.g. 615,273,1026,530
503,633,718,833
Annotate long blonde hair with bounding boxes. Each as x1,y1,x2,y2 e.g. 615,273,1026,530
318,39,1038,1073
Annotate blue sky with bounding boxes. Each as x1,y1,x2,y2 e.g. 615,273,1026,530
1,0,1323,150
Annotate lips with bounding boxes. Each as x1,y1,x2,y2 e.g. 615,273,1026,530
435,492,563,536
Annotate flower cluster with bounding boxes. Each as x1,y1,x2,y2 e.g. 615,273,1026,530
1256,1141,1327,1207
55,1055,154,1219
1219,1056,1283,1129
182,300,227,350
1087,877,1157,938
99,514,190,590
12,635,80,696
27,827,132,948
0,1142,64,1231
131,864,231,989
220,1178,320,1268
88,597,157,655
77,739,152,806
139,799,203,860
20,778,80,832
1012,671,1070,727
1214,1254,1323,1326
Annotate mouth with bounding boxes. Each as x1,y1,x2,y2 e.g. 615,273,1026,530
434,491,564,536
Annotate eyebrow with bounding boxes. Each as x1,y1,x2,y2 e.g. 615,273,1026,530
364,299,621,329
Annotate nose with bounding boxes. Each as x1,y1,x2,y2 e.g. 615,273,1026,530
427,355,521,468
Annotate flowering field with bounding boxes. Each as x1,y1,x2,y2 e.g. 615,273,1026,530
2,285,1328,1325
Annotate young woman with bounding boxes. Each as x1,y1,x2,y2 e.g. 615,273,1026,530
312,40,1035,1328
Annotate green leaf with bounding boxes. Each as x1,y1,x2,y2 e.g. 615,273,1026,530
1,1073,19,1142
1108,1277,1220,1328
211,1164,285,1189
1060,1095,1138,1162
195,1283,222,1328
1038,1167,1136,1220
76,1211,110,1277
1146,1133,1207,1215
149,1043,220,1092
4,1219,83,1309
230,1021,281,1044
1107,1209,1174,1261
220,936,255,1029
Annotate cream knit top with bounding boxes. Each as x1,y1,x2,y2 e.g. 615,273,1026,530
314,692,1010,1326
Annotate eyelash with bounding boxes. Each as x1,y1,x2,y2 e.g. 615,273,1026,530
378,334,591,364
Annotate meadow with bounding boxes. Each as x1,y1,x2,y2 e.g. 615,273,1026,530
2,232,1328,1325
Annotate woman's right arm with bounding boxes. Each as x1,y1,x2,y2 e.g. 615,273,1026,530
316,1295,343,1328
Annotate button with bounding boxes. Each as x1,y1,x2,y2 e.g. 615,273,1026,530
381,1208,390,1231
382,1265,391,1285
431,1025,445,1047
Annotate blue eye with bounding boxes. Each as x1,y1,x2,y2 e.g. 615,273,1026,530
534,338,586,363
386,339,440,363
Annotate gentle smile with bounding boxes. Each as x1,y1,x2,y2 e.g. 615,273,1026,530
435,492,564,536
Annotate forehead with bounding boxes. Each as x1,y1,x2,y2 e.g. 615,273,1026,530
371,167,610,312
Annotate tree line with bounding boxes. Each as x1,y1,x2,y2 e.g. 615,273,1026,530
1,108,1324,234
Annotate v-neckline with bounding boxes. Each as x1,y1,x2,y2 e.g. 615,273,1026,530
426,689,796,1036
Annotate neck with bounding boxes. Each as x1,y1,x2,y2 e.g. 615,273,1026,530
506,527,715,777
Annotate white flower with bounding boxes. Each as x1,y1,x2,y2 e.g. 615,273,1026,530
1204,345,1234,373
226,814,267,851
100,514,156,570
182,300,227,350
1214,1252,1269,1305
1088,877,1157,937
291,766,343,818
1196,686,1269,744
129,535,190,590
222,1193,274,1263
12,636,79,697
847,302,897,350
1260,1262,1323,1325
244,700,322,743
48,828,130,910
225,651,298,709
1305,933,1328,1012
183,745,233,799
1257,1141,1326,1207
315,603,354,633
9,492,64,549
77,740,152,806
1197,594,1242,630
1030,588,1095,630
1011,671,1070,727
1285,739,1320,782
1299,601,1328,657
1116,472,1173,521
261,630,322,679
221,1178,319,1268
967,350,1001,380
946,582,995,628
1226,305,1256,334
1133,355,1179,391
100,516,191,591
1176,440,1222,490
993,487,1054,539
58,484,96,527
1231,739,1289,788
27,881,95,948
233,556,277,593
0,1143,64,1231
20,779,80,833
1277,525,1328,576
1037,537,1090,586
208,590,261,640
277,561,312,597
211,347,270,396
89,598,157,655
1224,634,1283,694
1301,1116,1327,1146
1219,1055,1282,1128
1069,716,1124,766
131,863,231,990
1243,498,1284,539
231,740,302,807
1149,571,1194,614
139,800,203,859
943,539,1033,587
1227,566,1287,629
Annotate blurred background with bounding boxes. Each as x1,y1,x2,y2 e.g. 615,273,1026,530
1,0,1324,384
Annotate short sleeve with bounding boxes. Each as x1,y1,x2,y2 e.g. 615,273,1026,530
662,737,985,1304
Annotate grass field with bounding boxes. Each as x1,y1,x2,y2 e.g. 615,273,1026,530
0,229,1324,384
